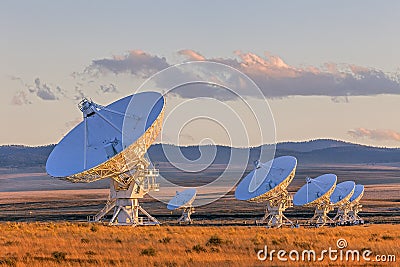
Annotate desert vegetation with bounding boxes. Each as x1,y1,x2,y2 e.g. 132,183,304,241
0,223,398,266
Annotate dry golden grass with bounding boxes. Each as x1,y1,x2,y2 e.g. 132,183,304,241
0,223,398,266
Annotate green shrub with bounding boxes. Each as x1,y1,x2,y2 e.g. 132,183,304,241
141,247,156,256
0,257,17,267
85,250,96,256
192,244,207,253
51,251,67,262
158,237,171,244
206,235,223,246
382,235,394,240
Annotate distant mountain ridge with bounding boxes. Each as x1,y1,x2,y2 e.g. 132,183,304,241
0,139,399,169
0,145,54,168
276,139,355,152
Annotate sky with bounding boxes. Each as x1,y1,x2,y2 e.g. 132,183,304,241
1,1,400,147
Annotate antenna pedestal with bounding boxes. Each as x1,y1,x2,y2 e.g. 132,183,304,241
348,185,365,225
348,203,364,224
90,168,160,226
177,206,194,224
309,203,334,227
333,203,351,225
256,192,295,228
109,198,159,226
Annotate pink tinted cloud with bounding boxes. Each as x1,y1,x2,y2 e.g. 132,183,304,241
178,49,205,61
85,49,400,98
179,49,400,98
348,128,400,142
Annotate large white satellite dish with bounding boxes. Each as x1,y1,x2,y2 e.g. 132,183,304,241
293,174,337,226
235,156,297,228
348,184,365,224
167,188,197,223
46,92,165,226
330,181,355,225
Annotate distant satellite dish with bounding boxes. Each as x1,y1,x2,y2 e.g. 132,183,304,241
235,156,297,201
46,92,165,226
348,184,365,224
293,174,337,226
350,184,364,204
293,174,337,206
330,181,355,206
167,188,197,223
235,156,297,228
330,181,355,225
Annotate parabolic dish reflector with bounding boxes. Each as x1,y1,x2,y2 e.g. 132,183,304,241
235,156,297,201
293,174,337,206
350,184,364,204
330,181,355,205
46,92,165,180
167,189,197,210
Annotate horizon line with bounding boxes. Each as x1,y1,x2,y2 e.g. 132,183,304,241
1,138,398,150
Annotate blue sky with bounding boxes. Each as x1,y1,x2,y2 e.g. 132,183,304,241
1,1,400,147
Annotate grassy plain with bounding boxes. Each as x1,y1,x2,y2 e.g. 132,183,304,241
0,223,398,266
0,164,398,266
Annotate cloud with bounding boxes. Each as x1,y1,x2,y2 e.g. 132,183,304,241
178,50,400,99
348,128,400,142
73,86,86,100
8,76,67,104
99,83,118,94
11,91,31,105
76,49,400,101
8,75,25,85
167,83,238,101
331,96,349,103
31,78,61,100
178,49,206,61
86,50,169,78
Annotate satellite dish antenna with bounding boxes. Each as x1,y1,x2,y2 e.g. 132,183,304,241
293,174,337,227
46,92,165,226
167,188,197,223
348,184,365,224
330,181,355,225
235,156,297,228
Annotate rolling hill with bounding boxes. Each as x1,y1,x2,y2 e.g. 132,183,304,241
0,139,399,169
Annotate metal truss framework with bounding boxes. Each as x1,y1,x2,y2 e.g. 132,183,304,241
252,168,297,228
177,206,195,224
304,185,336,227
65,107,164,186
332,187,355,225
348,190,365,224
